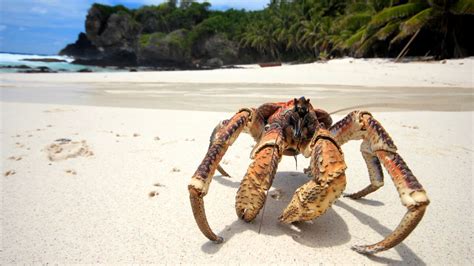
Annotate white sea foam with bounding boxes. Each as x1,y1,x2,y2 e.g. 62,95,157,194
0,52,73,63
0,52,118,73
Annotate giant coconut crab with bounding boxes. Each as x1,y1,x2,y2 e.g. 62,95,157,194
188,97,429,254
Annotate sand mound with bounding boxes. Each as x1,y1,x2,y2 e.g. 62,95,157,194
46,139,93,161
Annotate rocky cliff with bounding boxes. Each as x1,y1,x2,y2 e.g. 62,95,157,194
60,3,245,68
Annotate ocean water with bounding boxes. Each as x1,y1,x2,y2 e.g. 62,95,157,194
0,52,119,73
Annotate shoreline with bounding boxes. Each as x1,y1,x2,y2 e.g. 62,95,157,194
1,57,473,88
2,57,473,113
1,82,472,112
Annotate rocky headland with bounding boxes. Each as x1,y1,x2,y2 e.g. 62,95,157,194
60,3,257,69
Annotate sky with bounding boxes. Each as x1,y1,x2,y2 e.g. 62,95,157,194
0,0,270,55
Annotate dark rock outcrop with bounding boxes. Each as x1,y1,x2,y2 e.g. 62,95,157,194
69,5,140,66
60,4,249,69
0,65,31,69
19,66,57,73
203,57,223,68
59,32,101,60
192,34,238,65
21,58,67,63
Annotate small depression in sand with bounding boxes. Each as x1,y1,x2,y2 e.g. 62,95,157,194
46,139,94,161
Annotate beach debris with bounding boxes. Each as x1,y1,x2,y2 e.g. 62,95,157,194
133,133,140,137
46,125,52,128
153,182,165,187
46,139,93,161
65,169,77,175
43,108,71,113
154,136,161,141
171,167,181,173
270,189,283,200
4,170,16,176
148,191,159,198
8,156,22,161
402,125,420,130
55,138,71,143
15,142,25,148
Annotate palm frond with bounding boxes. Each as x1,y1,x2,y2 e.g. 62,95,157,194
335,12,373,32
375,21,400,40
368,2,428,29
344,27,366,49
390,7,433,44
450,0,474,15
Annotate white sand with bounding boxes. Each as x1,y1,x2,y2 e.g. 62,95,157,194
1,57,473,87
1,58,473,264
1,101,472,264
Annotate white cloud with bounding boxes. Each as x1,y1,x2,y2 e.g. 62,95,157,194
200,0,268,8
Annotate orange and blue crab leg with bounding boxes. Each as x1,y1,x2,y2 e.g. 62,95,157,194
189,108,255,243
280,129,347,223
344,141,385,199
235,124,284,222
329,111,430,254
208,120,232,177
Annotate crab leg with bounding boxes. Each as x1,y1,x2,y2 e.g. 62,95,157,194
235,125,284,222
352,150,428,254
188,108,253,243
209,120,232,177
344,141,384,199
330,111,429,254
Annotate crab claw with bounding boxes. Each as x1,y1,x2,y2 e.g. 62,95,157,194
189,186,224,244
351,244,383,255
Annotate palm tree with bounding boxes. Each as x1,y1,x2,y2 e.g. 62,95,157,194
353,0,474,58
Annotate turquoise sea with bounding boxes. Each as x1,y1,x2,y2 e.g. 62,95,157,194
0,52,119,73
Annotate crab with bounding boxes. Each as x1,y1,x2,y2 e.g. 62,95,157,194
188,97,429,254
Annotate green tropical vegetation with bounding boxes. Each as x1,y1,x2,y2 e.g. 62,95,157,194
70,0,473,67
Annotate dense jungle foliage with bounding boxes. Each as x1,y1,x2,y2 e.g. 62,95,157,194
91,0,474,61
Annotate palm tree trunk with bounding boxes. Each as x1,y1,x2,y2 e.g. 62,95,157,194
395,29,420,62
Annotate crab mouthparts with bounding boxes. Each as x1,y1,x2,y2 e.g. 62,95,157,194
293,119,303,139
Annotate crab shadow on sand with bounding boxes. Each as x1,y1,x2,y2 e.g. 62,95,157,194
201,171,425,265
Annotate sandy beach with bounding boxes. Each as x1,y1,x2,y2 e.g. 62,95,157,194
1,58,473,264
